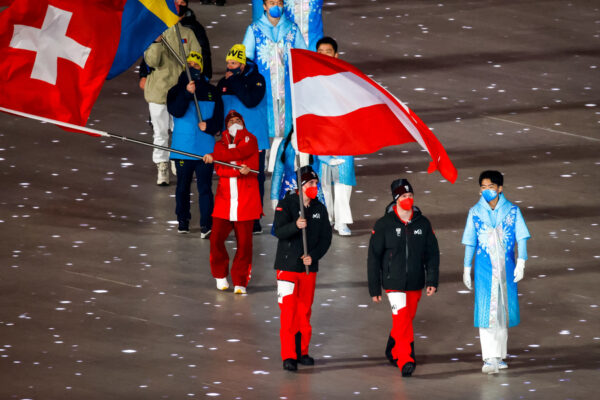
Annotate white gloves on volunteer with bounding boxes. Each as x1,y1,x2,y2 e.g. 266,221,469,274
463,259,526,290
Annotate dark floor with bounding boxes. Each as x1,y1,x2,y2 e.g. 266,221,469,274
1,1,599,399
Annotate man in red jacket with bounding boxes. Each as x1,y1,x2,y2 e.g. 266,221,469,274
202,111,262,294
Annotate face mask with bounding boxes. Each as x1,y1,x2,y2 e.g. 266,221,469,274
228,123,243,137
305,186,318,200
177,4,188,17
268,5,283,18
399,197,414,211
190,68,202,81
227,67,242,76
482,189,498,202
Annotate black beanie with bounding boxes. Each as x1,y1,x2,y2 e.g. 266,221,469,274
391,178,413,200
299,165,319,186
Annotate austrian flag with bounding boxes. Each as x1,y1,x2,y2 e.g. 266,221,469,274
289,49,457,183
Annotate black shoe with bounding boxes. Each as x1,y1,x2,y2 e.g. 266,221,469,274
385,335,397,366
252,220,263,234
177,221,189,234
401,362,415,377
283,358,297,371
298,355,314,366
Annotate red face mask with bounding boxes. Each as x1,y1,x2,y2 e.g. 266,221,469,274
305,186,318,200
399,197,414,210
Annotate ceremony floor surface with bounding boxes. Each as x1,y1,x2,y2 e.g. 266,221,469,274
1,1,598,399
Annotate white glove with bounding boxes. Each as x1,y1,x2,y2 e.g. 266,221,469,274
463,267,472,290
329,158,345,166
514,259,525,283
271,199,279,211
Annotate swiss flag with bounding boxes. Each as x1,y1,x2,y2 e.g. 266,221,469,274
289,49,458,183
0,0,126,126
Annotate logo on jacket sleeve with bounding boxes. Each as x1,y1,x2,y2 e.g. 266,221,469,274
413,229,422,235
396,227,401,237
245,135,250,143
312,213,320,219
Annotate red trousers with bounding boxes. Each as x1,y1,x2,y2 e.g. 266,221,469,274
277,270,316,361
209,218,253,287
387,289,422,368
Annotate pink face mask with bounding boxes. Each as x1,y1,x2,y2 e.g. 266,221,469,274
305,186,318,200
399,197,414,210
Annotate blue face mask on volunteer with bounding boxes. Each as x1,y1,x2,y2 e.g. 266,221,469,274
268,5,283,18
482,189,498,202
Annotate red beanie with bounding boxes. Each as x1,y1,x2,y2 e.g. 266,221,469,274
225,110,244,127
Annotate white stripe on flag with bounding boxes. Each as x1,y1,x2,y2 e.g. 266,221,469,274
293,72,428,152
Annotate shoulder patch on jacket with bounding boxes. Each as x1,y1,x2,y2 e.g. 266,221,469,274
245,135,250,142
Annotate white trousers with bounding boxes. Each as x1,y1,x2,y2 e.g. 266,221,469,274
320,165,353,225
148,102,173,164
479,285,508,360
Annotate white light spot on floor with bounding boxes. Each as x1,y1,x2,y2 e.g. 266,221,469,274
227,339,240,342
457,290,470,294
559,330,570,335
528,344,540,348
93,290,108,294
122,349,137,353
253,370,269,375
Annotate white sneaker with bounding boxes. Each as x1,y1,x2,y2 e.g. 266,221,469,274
156,162,170,186
233,286,247,295
482,359,499,374
215,278,229,291
335,223,351,236
498,359,508,369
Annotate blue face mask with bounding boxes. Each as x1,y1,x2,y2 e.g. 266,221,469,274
482,189,498,202
190,68,202,82
268,5,283,18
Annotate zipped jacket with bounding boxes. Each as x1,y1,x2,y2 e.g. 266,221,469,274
273,192,332,273
368,206,439,296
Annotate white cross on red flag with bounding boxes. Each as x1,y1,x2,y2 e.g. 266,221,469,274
0,0,126,126
289,49,458,183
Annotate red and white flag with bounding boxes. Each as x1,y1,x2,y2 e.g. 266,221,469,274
0,0,126,126
289,49,457,183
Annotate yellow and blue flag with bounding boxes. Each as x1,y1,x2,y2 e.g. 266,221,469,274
107,0,179,79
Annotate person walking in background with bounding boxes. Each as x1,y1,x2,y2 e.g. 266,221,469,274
144,24,201,186
217,44,269,234
167,51,223,237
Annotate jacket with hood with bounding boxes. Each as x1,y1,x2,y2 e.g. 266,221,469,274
217,61,269,150
167,72,223,158
211,126,262,222
143,25,201,104
368,205,440,297
273,191,332,273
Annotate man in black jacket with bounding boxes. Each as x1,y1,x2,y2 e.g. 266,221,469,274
368,178,439,377
273,165,332,372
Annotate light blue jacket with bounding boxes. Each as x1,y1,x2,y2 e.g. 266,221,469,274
242,14,307,138
317,156,356,186
462,194,530,328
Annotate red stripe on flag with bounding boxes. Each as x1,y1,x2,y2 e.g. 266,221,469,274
296,104,415,155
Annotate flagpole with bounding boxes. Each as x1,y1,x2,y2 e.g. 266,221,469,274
0,107,257,174
173,23,203,124
160,33,186,67
288,48,309,274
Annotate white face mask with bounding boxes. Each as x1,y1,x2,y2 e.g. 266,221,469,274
228,123,243,137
